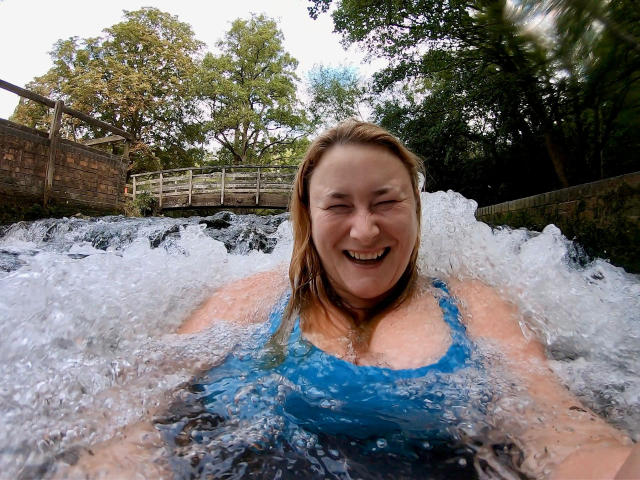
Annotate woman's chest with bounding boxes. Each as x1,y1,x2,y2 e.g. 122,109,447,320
303,299,453,370
364,303,452,369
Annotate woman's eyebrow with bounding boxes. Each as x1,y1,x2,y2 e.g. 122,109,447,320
326,191,350,199
373,187,392,196
325,187,395,199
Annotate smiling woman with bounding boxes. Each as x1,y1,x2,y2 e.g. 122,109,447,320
308,144,418,310
64,121,637,479
171,121,638,478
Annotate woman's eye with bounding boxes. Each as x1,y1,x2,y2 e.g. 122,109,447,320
327,205,350,212
375,200,397,209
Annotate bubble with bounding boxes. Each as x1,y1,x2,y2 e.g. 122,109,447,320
1,194,639,478
376,438,388,449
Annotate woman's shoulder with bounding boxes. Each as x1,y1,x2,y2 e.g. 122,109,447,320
177,267,289,334
445,277,548,362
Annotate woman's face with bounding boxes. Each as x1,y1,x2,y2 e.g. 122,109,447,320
308,144,419,309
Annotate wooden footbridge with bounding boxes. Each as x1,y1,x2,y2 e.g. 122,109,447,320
128,165,297,210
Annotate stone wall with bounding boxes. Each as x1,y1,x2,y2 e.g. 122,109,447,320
0,119,126,218
476,172,640,273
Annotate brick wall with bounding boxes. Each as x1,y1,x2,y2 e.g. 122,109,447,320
0,119,126,215
476,172,640,273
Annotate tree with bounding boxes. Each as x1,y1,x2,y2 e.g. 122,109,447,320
11,8,204,172
306,65,368,128
195,15,310,165
308,0,640,201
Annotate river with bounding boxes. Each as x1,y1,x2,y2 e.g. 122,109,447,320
0,190,638,478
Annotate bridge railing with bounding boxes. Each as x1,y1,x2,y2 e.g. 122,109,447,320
127,165,298,209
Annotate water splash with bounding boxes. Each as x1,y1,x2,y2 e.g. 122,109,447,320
0,191,637,477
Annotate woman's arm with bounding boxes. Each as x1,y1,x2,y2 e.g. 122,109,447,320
178,268,288,333
55,420,169,479
451,279,635,479
60,268,288,477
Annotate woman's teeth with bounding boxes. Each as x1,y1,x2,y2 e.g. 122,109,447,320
347,249,386,261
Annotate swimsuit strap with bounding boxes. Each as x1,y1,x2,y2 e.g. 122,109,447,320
431,279,469,345
427,278,472,372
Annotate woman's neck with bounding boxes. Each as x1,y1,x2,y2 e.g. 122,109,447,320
301,302,370,361
303,299,375,342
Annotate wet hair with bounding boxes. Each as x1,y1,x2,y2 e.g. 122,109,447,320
269,120,424,348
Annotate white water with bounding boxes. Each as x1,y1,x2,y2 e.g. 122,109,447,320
0,191,638,478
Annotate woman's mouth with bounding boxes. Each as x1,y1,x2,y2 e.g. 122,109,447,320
344,247,390,264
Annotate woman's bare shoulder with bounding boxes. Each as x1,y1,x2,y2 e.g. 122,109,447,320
177,267,288,334
447,278,544,355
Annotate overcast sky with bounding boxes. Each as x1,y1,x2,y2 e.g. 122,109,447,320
0,0,379,119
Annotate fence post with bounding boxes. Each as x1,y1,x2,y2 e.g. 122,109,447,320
256,167,261,205
43,100,64,206
221,167,226,205
132,176,137,201
158,172,163,209
188,169,193,206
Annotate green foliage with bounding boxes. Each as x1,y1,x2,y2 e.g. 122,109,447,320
9,10,313,175
308,0,640,204
126,191,159,217
306,65,368,128
10,8,205,173
195,14,311,165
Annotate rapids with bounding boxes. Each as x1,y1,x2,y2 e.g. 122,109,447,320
0,191,638,478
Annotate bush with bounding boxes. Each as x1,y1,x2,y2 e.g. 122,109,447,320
125,191,159,217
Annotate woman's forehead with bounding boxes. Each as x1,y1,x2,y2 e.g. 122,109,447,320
309,144,412,192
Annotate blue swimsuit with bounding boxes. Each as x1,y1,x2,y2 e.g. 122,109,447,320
159,280,484,478
188,280,477,444
273,279,474,442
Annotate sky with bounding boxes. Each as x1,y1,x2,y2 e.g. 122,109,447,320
0,0,380,119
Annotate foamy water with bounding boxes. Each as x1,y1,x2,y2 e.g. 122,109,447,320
0,191,638,478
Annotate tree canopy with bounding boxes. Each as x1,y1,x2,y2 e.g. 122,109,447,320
308,0,640,205
306,65,368,128
8,3,638,201
11,8,204,172
195,15,310,165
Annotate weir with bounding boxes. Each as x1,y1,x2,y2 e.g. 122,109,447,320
1,191,638,478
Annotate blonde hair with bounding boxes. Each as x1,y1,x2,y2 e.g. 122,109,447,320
270,120,423,347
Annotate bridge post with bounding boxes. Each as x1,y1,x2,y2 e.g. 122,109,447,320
44,100,64,206
158,172,163,209
221,167,226,204
256,167,261,205
188,169,193,206
132,176,137,201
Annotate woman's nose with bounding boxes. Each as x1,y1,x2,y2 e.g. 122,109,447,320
349,210,380,243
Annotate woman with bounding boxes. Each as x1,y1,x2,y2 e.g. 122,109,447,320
64,121,637,479
177,120,637,478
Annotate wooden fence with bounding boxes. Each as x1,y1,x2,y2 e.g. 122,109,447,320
128,165,297,209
